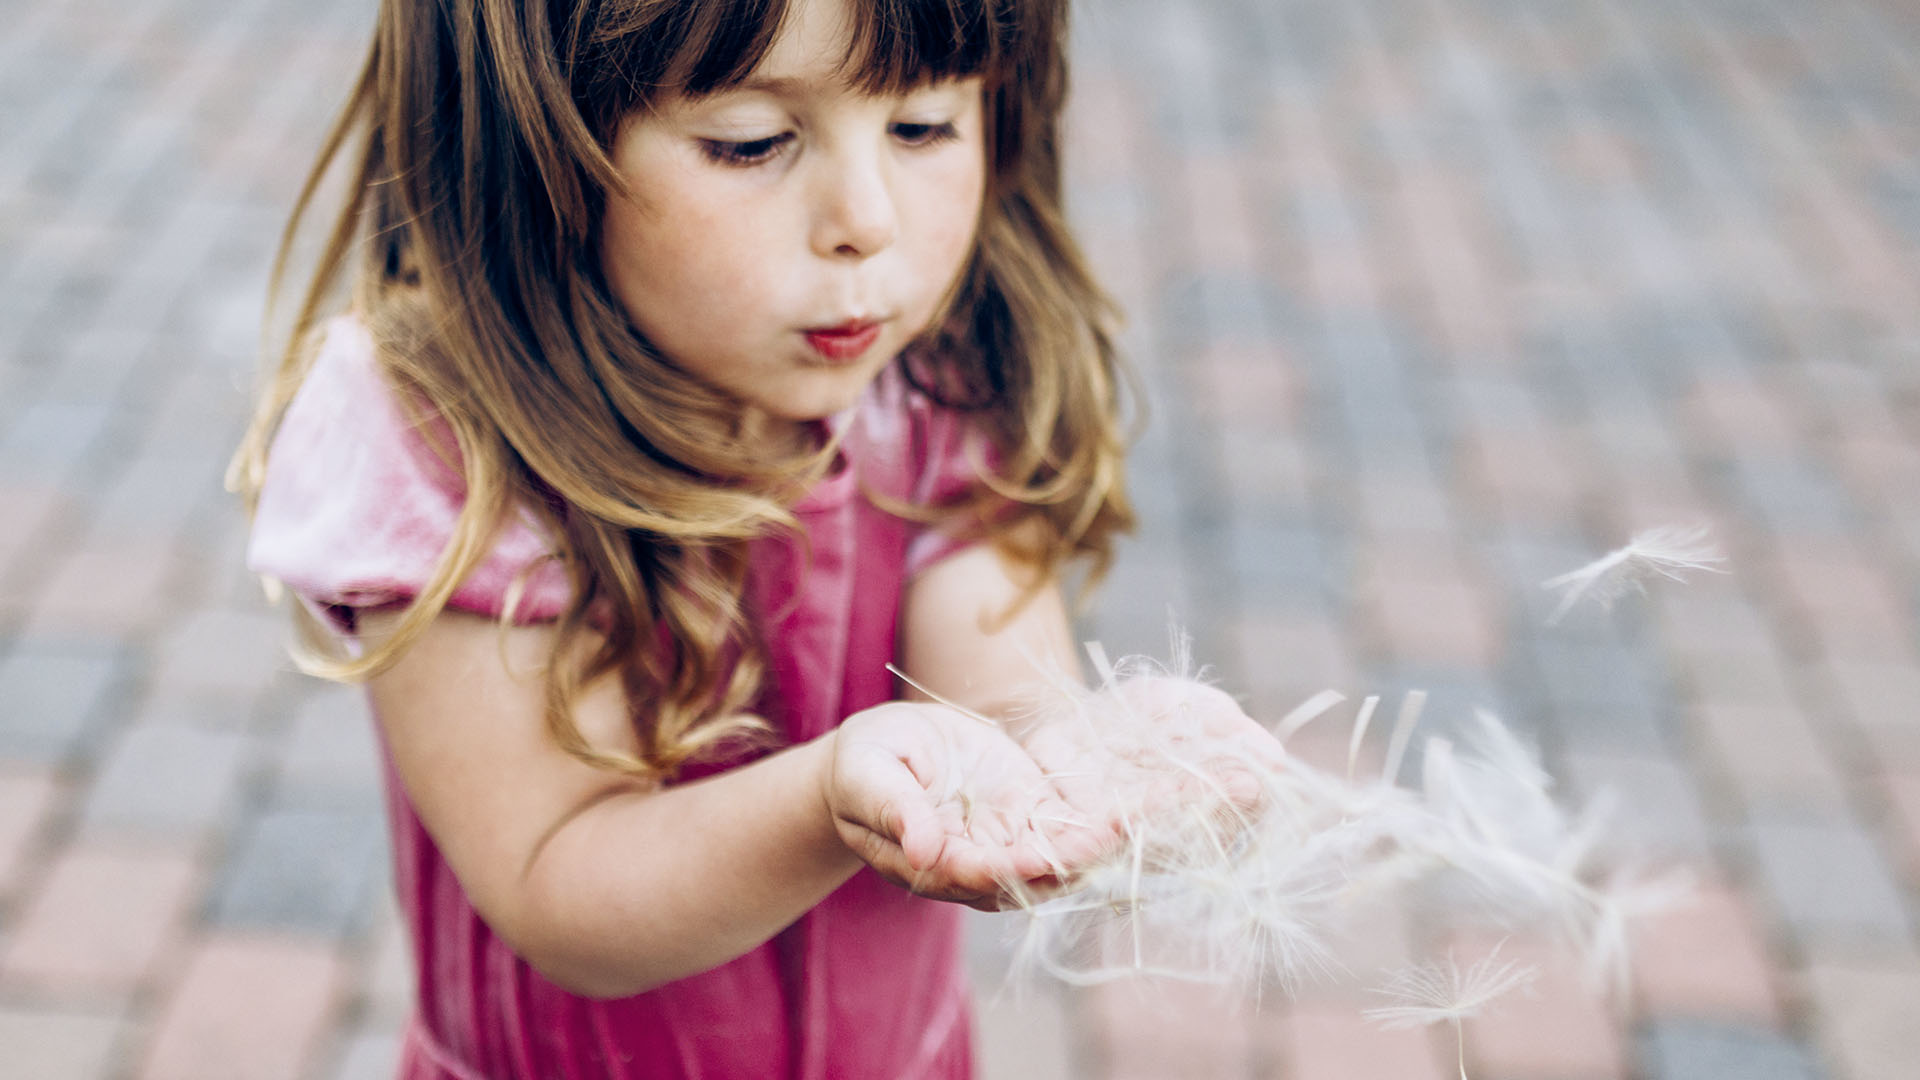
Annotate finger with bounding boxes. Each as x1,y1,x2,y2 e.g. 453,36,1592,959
967,804,1015,848
840,758,951,872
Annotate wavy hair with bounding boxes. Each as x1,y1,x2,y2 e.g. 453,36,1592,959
230,0,1134,779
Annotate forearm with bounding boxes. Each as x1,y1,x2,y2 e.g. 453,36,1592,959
509,732,862,998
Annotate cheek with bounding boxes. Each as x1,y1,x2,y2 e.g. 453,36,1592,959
912,157,986,274
604,190,779,338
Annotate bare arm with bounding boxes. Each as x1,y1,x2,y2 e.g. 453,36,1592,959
363,585,1068,998
363,608,864,998
896,538,1081,718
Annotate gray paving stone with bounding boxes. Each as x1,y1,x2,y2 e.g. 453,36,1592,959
0,638,126,762
207,804,388,938
273,685,383,809
1521,638,1678,756
1722,456,1860,536
1525,637,1670,710
1747,811,1915,948
0,400,115,479
1159,273,1286,348
1451,376,1556,433
85,451,225,543
1870,173,1920,248
0,1004,126,1080
130,688,258,733
1640,1019,1824,1080
1482,532,1643,643
148,606,292,697
77,721,250,838
1561,751,1720,860
1221,517,1344,611
325,1025,403,1080
1364,666,1520,783
1350,473,1460,538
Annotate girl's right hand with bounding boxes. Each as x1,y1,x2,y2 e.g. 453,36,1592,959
825,702,1112,910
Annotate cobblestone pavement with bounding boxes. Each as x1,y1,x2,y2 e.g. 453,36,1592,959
2,0,1917,1077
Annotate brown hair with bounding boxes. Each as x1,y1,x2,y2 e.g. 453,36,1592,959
230,0,1133,779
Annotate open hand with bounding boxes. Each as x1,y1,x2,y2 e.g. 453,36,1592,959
826,701,1114,910
1018,676,1288,855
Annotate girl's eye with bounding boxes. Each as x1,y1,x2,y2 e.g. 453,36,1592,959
701,133,794,166
892,121,960,147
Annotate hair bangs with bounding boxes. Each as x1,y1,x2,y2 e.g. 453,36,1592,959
836,0,1003,94
582,0,1007,123
576,0,787,132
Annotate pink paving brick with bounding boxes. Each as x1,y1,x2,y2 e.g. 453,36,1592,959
1670,647,1801,713
1685,702,1850,812
1,843,198,998
25,539,178,635
1795,362,1905,442
1373,576,1504,668
138,933,346,1080
1061,72,1138,178
1227,613,1359,721
0,766,62,899
1800,603,1918,665
1765,538,1899,616
1768,539,1919,662
1357,543,1503,669
1821,661,1920,765
1218,428,1316,509
1083,979,1253,1080
1652,593,1777,656
1454,936,1627,1080
1192,341,1304,425
973,986,1075,1080
1832,434,1920,506
1551,124,1652,188
0,484,69,584
1394,164,1515,363
1271,1000,1446,1080
1180,153,1263,274
1800,956,1920,1080
1680,373,1800,453
1629,877,1784,1024
359,898,417,1022
1882,772,1920,885
1459,427,1585,529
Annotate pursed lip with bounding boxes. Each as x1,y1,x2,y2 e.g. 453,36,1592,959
801,319,883,362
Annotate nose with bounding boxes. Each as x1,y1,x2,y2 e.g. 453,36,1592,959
809,147,897,260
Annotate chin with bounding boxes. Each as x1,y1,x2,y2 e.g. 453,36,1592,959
771,361,892,419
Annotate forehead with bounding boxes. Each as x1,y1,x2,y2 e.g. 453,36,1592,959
757,0,855,83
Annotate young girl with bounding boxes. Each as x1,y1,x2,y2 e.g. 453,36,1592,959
232,0,1267,1076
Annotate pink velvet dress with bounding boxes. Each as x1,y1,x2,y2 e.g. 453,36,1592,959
248,318,986,1079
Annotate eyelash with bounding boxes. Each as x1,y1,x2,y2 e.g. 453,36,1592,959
700,122,961,166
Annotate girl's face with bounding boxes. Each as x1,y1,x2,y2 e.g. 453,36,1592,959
600,0,987,440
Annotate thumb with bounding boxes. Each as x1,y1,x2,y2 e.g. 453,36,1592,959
838,751,948,871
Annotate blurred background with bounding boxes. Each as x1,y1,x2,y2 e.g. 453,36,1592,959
1,0,1917,1077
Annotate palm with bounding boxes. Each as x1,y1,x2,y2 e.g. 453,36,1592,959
1019,677,1285,855
830,702,1110,908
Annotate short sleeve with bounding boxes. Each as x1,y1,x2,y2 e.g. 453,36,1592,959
246,317,571,631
